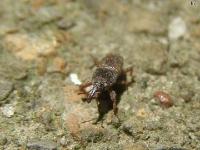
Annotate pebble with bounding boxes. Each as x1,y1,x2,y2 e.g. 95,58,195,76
156,147,187,150
63,85,84,102
123,143,148,150
59,136,67,146
37,57,47,76
121,121,143,139
136,108,148,118
69,73,82,85
57,19,75,30
0,61,27,80
40,111,53,130
0,24,18,36
64,113,80,136
136,41,168,74
49,57,66,73
128,8,167,35
168,17,187,40
1,104,15,117
168,42,189,67
80,127,104,143
3,33,59,61
0,135,7,146
154,91,173,108
0,80,13,102
27,139,57,150
180,89,194,103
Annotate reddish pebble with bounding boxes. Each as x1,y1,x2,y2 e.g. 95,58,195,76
154,91,173,108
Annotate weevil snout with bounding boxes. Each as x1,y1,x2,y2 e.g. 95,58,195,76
86,83,103,102
87,86,97,102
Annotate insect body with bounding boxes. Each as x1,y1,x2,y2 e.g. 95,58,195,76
79,53,133,115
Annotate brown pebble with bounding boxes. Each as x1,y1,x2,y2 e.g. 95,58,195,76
154,91,173,108
53,57,66,72
136,108,148,118
63,85,84,102
31,0,45,10
65,113,80,137
37,57,47,76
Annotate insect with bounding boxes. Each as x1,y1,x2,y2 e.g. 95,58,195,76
79,53,133,115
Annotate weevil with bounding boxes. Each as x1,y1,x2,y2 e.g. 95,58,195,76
79,53,133,115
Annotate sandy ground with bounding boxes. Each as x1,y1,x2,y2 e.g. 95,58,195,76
0,0,200,149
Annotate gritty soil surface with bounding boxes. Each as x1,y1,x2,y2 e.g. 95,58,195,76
0,0,200,150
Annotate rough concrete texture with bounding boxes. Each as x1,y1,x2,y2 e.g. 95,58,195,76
0,0,200,149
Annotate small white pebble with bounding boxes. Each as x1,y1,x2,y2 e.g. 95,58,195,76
60,136,67,146
168,17,187,40
1,104,15,117
69,73,82,85
124,104,131,111
24,86,32,93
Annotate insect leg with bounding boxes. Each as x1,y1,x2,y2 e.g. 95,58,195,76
78,81,92,94
110,90,118,115
79,81,92,89
121,66,134,88
124,66,133,76
89,54,100,68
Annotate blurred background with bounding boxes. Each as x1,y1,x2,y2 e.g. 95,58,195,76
0,0,200,149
